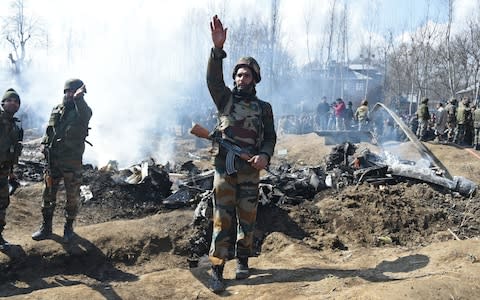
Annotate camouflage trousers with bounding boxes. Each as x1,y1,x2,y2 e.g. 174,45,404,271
474,127,480,148
209,157,260,266
42,159,83,220
0,165,11,229
454,124,466,144
417,119,429,140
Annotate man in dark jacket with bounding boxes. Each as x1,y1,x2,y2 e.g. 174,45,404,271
0,88,23,249
32,79,92,243
207,15,276,293
316,96,330,130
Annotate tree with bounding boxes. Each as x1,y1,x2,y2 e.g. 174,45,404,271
1,0,45,75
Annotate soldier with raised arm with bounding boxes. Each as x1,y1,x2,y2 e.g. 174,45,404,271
32,79,92,243
207,15,276,293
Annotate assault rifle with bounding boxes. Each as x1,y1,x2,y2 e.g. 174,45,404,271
8,176,20,195
43,127,59,193
44,146,54,193
190,123,275,176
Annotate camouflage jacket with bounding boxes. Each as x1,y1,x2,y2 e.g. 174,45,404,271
207,47,276,162
416,103,430,121
456,104,466,125
445,103,456,123
0,111,22,167
42,97,92,161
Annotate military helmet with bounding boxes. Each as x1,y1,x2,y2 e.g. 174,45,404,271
232,57,261,83
64,78,84,93
2,88,20,105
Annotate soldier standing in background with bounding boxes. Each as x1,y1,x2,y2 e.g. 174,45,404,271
435,102,447,143
416,97,430,141
464,98,474,146
32,79,92,243
454,98,467,145
207,15,276,293
445,98,457,142
473,102,480,150
0,89,23,249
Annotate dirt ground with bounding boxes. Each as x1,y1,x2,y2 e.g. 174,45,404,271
1,133,479,299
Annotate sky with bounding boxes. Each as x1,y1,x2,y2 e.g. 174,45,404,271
0,0,478,168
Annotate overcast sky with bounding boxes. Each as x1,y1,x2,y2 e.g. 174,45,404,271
1,0,478,64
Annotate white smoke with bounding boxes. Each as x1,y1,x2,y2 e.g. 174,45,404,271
0,0,478,168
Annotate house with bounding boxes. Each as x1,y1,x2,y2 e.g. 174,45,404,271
305,61,384,107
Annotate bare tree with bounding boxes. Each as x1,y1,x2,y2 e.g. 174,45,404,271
326,0,337,64
268,0,281,96
303,0,316,67
445,0,456,97
464,20,480,100
2,0,45,75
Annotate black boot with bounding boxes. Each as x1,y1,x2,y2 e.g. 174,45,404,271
235,257,250,279
209,264,225,293
32,211,53,241
63,219,75,243
0,225,9,250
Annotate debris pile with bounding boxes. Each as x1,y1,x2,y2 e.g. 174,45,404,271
80,160,173,219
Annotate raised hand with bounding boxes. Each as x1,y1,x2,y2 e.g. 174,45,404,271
74,85,86,99
210,15,227,49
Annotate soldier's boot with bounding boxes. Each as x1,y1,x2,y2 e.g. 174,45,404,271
32,211,53,241
0,225,9,250
235,256,250,280
209,264,225,293
63,219,75,243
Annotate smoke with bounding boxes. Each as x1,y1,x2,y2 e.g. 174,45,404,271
0,0,478,168
0,0,215,168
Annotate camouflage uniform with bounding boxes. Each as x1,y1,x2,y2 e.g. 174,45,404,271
473,105,480,150
0,89,23,246
454,102,467,145
32,79,92,242
445,99,457,142
416,98,430,141
207,47,276,266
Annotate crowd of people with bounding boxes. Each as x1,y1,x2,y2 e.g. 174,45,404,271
277,97,371,135
411,97,480,149
275,95,480,151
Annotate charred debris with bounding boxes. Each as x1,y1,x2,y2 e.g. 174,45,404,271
14,139,476,216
